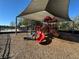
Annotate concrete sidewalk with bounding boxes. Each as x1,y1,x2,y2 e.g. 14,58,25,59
0,34,11,59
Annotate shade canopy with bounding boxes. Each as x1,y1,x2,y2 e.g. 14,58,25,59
21,11,54,21
18,0,70,21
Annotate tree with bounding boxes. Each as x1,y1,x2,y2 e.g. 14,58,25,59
10,21,16,26
18,19,28,27
58,21,70,30
73,16,79,30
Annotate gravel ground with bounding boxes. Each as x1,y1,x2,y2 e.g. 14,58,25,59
0,34,8,58
9,33,79,59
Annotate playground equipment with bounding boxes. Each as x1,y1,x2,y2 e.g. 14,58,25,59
24,16,59,45
17,0,70,45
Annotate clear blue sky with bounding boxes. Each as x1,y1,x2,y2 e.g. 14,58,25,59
0,0,79,25
69,0,79,20
0,0,31,25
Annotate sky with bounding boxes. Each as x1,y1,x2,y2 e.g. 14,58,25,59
69,0,79,20
0,0,31,25
0,0,79,25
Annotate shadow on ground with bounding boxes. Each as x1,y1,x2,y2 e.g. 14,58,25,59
24,32,79,45
59,32,79,43
24,33,53,45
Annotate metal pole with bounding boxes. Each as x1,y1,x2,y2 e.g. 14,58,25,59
15,16,18,35
72,21,74,33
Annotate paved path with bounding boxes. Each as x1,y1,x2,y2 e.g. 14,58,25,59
0,34,11,59
9,33,79,59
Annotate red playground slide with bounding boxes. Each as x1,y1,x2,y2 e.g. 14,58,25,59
35,31,45,43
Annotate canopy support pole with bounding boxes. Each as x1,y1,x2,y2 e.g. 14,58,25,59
15,16,18,35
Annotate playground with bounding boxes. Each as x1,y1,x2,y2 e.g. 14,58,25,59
0,0,79,59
